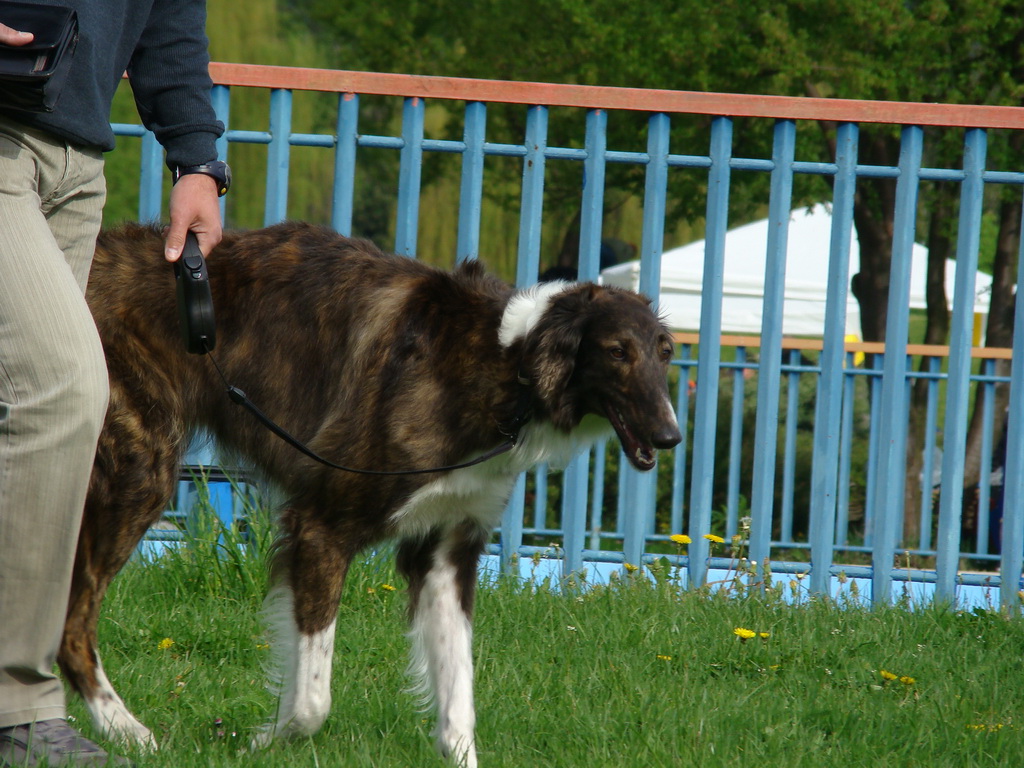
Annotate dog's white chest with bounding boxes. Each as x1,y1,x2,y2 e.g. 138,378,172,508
389,463,518,538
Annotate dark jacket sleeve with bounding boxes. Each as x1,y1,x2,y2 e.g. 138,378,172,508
128,0,224,170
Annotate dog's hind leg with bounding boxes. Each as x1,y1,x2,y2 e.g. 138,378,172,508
253,510,353,748
58,415,182,751
398,522,489,768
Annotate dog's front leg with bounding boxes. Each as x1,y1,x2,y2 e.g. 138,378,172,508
253,515,351,749
253,583,337,748
399,525,487,768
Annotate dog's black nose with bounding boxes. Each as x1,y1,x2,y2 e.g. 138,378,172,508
652,425,682,450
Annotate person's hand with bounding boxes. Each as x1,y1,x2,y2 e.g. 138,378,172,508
164,173,223,261
0,23,34,45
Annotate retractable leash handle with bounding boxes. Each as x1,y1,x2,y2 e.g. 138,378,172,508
173,231,216,353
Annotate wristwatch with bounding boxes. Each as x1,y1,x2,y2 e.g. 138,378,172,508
172,160,231,197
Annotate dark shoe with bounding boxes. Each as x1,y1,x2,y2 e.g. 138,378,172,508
0,719,130,767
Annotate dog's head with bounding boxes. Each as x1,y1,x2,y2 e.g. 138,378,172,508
506,282,682,471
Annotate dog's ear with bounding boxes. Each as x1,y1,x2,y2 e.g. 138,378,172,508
520,285,597,429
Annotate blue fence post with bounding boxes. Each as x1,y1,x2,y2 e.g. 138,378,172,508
670,349,694,538
780,349,801,543
500,104,550,574
935,128,988,602
871,125,924,606
515,105,548,286
395,96,425,257
562,108,607,579
999,203,1024,613
457,101,487,263
687,116,733,587
561,451,591,579
264,88,293,225
500,475,526,575
589,438,608,551
974,359,996,556
748,119,797,574
726,346,747,539
137,130,164,222
211,84,230,222
834,356,857,548
332,92,359,236
917,355,942,552
638,113,670,298
808,121,859,595
577,108,607,279
621,112,671,570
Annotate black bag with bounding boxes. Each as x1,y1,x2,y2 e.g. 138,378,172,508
0,2,78,113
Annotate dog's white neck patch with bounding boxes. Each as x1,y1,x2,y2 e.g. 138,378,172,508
499,280,574,348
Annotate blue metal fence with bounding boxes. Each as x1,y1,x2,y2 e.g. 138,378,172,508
114,64,1024,611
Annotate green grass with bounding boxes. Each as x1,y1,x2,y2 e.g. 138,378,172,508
71,514,1024,767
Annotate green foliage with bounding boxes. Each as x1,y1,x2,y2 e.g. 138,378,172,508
77,512,1024,766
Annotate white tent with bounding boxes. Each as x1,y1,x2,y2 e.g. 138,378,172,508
601,204,992,338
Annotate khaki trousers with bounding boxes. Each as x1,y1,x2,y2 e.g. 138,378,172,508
0,115,110,727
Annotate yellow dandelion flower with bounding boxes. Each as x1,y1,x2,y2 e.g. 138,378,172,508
157,638,174,651
880,670,897,682
623,562,639,573
704,534,725,544
380,583,397,592
758,632,770,640
656,655,672,662
670,534,691,545
734,627,756,640
899,676,915,685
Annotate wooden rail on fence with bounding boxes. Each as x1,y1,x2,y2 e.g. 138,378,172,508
672,332,1014,361
207,62,1024,129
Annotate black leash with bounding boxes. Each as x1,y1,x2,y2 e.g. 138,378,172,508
174,232,518,476
202,342,518,476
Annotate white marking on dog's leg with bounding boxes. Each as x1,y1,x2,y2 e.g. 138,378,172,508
408,547,478,768
253,584,336,748
84,658,157,751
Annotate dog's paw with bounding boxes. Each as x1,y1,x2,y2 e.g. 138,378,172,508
107,720,158,753
86,695,158,752
250,725,275,751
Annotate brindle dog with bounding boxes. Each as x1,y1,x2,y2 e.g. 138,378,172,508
67,221,681,767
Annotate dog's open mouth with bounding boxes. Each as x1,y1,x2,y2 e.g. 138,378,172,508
604,402,658,472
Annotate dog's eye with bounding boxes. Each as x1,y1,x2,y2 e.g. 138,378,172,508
608,346,626,361
660,345,673,362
